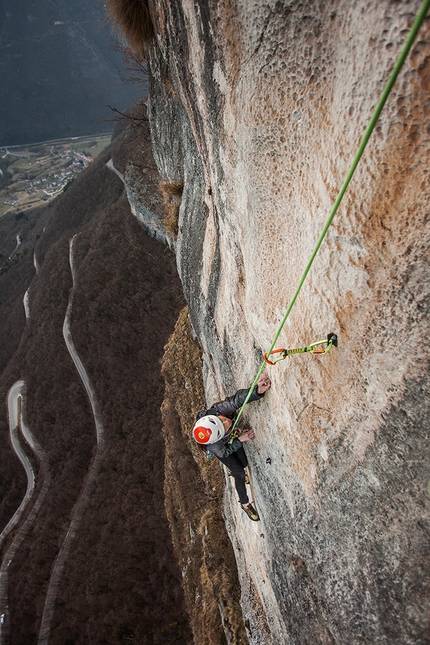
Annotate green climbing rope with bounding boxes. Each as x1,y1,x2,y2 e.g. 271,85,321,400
231,0,430,433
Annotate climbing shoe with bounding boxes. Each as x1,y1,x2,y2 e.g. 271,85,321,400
228,470,250,485
241,503,259,521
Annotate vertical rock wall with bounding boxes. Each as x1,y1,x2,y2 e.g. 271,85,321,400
133,1,430,643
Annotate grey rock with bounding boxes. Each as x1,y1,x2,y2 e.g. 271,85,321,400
128,1,430,643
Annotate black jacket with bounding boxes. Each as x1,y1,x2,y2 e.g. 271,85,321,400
197,385,264,459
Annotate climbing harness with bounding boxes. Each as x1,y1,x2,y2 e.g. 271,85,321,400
264,334,338,365
230,0,430,433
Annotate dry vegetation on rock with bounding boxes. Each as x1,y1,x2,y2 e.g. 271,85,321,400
159,181,183,235
162,308,249,645
107,0,154,60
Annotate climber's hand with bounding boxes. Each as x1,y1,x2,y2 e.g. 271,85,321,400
257,373,271,394
238,429,255,442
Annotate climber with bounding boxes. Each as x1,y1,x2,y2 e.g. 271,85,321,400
192,373,271,521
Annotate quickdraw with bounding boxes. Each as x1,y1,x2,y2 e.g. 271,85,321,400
263,333,338,365
227,427,243,444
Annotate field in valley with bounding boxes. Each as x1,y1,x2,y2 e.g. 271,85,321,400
0,135,111,218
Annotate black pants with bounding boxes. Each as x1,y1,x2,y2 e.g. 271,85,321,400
218,446,249,505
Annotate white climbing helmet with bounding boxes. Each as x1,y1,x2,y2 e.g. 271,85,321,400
192,415,225,444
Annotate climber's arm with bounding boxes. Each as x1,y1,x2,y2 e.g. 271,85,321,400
212,374,271,418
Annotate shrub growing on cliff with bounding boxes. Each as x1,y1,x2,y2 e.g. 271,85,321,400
106,0,154,59
159,181,183,235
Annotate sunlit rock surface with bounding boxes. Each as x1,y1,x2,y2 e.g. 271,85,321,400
127,1,430,643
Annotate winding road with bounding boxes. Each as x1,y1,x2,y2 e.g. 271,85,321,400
1,233,106,644
23,291,30,320
8,235,21,260
106,158,125,184
37,235,105,645
0,382,34,549
0,382,51,645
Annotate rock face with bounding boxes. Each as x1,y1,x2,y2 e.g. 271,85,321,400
126,1,430,643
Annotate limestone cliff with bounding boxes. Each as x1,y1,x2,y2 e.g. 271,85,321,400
123,1,430,643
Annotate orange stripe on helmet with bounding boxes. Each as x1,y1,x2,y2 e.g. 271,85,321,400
193,426,213,444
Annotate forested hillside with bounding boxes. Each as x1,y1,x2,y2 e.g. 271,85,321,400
0,119,191,644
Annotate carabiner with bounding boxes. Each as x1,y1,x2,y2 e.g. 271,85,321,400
263,348,287,365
